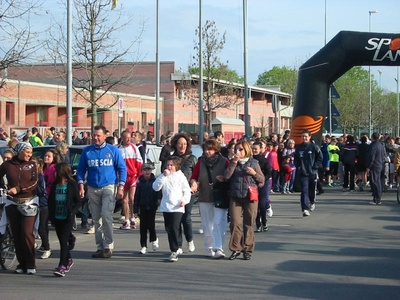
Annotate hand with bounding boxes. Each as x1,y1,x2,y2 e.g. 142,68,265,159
190,181,198,193
116,189,124,200
163,169,170,176
79,184,85,199
216,175,224,182
180,201,186,207
246,167,255,176
7,187,17,196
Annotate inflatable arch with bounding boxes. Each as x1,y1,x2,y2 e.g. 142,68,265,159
290,31,400,145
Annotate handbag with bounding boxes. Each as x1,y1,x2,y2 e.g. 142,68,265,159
205,164,230,209
244,176,259,202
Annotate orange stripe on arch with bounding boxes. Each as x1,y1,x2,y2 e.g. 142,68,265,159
390,38,400,51
291,115,324,144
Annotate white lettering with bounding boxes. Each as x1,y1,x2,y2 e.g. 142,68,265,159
365,38,380,50
88,159,113,167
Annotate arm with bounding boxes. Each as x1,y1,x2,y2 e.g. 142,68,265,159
224,159,238,180
70,181,83,216
252,162,265,186
133,184,141,214
394,148,400,172
313,145,323,171
36,136,43,146
180,175,192,206
152,174,166,191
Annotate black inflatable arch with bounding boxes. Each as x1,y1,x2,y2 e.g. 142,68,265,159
290,31,400,145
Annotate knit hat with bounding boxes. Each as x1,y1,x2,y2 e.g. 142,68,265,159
13,142,33,155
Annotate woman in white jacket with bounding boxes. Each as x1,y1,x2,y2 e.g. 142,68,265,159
153,157,191,262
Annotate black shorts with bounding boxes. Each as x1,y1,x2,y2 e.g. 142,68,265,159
329,162,339,176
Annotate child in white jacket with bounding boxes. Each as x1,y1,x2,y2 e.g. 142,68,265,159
152,157,191,262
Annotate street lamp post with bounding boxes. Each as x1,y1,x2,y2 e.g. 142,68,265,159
368,10,378,138
378,70,382,87
396,67,399,137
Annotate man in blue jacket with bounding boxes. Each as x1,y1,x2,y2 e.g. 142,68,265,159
77,125,127,258
294,130,323,217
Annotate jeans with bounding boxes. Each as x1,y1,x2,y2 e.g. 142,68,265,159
299,174,317,211
38,206,50,250
163,212,183,252
178,194,195,248
198,202,228,251
370,165,385,202
256,181,269,227
343,163,356,190
87,185,116,250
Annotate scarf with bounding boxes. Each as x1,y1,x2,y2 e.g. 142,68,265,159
238,157,250,165
203,153,220,168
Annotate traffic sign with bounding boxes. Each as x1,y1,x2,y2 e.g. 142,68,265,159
324,117,338,132
325,102,340,117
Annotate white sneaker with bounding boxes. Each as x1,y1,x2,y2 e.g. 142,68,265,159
198,228,204,234
119,221,131,230
40,250,52,259
310,203,316,212
205,249,215,257
176,248,183,255
27,269,36,275
303,210,310,217
187,241,195,252
118,216,126,224
139,247,147,254
266,207,273,217
85,226,95,234
213,249,225,259
169,252,178,262
152,238,159,251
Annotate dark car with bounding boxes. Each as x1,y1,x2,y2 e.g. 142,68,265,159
31,145,87,173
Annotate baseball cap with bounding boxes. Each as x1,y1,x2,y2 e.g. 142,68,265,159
142,163,155,170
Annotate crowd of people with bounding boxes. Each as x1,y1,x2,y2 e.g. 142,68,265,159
0,124,396,277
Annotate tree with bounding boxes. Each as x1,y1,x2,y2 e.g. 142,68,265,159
0,0,42,88
256,66,298,103
46,0,144,130
187,20,243,131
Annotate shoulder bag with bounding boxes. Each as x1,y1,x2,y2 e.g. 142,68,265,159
205,164,230,209
244,175,259,202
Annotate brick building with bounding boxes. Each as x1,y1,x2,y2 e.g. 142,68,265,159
1,61,292,139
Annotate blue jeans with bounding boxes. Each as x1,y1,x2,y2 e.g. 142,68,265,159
178,193,195,248
299,174,317,211
256,180,270,227
87,185,116,250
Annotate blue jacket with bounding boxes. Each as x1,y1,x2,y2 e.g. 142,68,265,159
294,142,323,177
77,142,127,188
37,173,47,208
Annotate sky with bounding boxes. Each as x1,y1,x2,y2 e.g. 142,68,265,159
36,0,400,93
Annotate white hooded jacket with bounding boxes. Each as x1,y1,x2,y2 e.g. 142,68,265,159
152,170,191,213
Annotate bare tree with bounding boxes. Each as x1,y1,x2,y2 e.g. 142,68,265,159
0,0,42,87
186,20,243,132
46,0,145,130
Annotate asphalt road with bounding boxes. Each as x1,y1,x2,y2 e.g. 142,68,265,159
1,185,399,300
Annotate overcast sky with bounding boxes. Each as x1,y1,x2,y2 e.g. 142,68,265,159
42,0,400,92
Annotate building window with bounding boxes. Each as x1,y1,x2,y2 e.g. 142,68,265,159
36,107,49,126
72,108,78,126
5,102,14,124
141,112,147,128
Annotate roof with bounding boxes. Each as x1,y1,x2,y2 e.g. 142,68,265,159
211,117,245,126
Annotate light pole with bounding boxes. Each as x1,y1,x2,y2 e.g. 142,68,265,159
368,10,378,138
377,70,382,87
396,67,399,137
